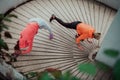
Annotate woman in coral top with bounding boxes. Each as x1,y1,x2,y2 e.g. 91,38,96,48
50,14,101,50
19,22,39,54
11,18,53,61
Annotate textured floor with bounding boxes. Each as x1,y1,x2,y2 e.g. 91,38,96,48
4,0,116,80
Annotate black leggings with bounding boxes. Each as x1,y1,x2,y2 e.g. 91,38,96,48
54,17,82,29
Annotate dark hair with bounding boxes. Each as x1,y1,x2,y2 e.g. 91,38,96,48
14,40,20,50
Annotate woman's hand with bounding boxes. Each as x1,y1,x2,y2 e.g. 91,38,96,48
87,39,92,43
76,43,84,50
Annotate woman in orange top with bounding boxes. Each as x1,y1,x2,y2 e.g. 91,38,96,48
50,14,101,50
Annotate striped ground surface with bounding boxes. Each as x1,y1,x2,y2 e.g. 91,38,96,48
4,0,116,80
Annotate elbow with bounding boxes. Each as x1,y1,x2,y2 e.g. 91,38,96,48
21,50,31,54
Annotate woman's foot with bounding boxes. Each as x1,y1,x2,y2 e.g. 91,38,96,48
49,14,56,22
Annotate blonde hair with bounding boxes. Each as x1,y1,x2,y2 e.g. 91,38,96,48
94,33,101,40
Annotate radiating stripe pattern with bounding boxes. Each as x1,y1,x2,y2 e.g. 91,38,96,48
4,0,116,80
